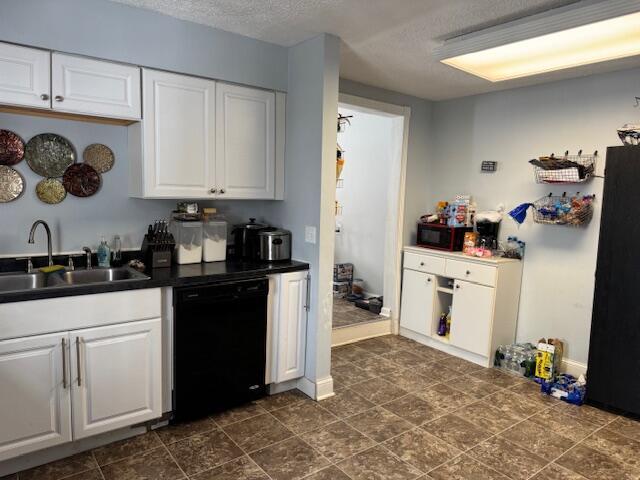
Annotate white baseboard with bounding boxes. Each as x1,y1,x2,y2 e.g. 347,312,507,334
269,375,335,401
298,375,335,400
332,319,392,346
561,358,587,377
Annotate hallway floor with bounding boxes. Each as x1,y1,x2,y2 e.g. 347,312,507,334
7,335,640,480
332,297,381,329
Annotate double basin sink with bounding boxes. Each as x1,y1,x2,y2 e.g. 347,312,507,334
0,267,149,294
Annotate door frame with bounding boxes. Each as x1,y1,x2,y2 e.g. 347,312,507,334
336,93,411,335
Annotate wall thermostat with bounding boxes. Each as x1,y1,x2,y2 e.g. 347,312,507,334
481,161,498,172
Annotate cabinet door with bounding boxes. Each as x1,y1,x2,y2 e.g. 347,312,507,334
71,319,161,439
399,269,435,337
0,42,50,108
272,271,308,383
216,83,275,199
450,280,494,356
142,69,216,198
0,332,71,461
51,53,141,119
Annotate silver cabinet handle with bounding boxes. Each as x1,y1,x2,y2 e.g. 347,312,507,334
209,188,217,194
61,338,67,389
40,93,50,101
304,273,311,312
54,95,64,102
76,337,82,387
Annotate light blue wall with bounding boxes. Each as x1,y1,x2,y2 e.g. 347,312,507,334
0,0,290,255
263,34,341,384
0,113,179,256
0,0,288,91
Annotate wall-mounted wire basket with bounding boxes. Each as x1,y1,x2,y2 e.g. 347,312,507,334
529,150,597,184
532,192,595,226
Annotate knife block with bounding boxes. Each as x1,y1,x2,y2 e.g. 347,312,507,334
140,234,175,268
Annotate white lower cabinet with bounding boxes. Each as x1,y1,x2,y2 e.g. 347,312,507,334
399,247,523,367
399,269,435,337
270,271,309,383
0,289,162,461
0,332,71,461
449,280,494,357
71,319,161,439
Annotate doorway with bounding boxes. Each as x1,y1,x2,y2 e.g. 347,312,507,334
331,94,410,346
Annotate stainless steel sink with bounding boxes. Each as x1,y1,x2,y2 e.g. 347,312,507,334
0,267,149,293
54,267,149,286
0,272,58,293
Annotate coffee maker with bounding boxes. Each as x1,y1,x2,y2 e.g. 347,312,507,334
475,221,500,248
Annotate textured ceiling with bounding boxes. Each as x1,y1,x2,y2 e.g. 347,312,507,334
110,0,640,100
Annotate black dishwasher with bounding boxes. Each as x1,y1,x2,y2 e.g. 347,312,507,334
173,278,268,422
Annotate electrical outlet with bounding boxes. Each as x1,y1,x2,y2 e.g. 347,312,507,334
305,226,317,244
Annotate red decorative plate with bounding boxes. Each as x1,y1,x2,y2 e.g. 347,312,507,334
0,130,25,166
62,163,101,197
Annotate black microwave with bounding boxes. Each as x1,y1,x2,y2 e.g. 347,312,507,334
416,223,472,251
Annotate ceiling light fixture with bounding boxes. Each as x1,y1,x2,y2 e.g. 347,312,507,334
434,0,640,82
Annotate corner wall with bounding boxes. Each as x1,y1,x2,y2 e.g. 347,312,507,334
263,34,340,397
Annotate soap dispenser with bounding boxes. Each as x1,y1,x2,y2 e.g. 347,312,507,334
97,237,111,268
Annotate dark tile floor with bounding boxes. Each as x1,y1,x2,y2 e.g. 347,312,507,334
7,335,640,480
332,298,381,328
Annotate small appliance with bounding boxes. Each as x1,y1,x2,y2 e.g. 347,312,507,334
416,223,472,251
232,218,269,260
258,228,291,261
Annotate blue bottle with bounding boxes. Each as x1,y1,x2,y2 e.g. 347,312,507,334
97,237,111,268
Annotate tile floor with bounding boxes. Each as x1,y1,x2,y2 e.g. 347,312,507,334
6,334,640,480
332,298,381,328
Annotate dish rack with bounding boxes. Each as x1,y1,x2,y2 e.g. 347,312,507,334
532,193,595,226
530,150,597,184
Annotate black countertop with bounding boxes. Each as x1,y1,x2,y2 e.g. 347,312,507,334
0,259,309,304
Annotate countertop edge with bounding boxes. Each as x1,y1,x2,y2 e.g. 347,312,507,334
0,261,310,304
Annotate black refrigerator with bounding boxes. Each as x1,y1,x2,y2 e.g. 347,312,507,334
587,145,640,415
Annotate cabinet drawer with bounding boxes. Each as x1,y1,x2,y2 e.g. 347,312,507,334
403,252,445,275
445,259,496,287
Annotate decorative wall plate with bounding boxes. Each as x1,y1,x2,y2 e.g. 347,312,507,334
0,130,25,166
83,143,114,173
63,163,101,197
25,133,76,177
0,165,25,202
36,178,67,204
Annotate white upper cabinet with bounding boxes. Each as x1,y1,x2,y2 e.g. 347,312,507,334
0,42,51,108
132,69,216,198
0,332,72,461
130,69,284,200
216,84,276,199
51,53,141,119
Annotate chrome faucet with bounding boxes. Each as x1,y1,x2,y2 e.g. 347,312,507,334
28,220,53,267
82,246,92,269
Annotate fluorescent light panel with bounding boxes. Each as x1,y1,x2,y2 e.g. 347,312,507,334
441,11,640,82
